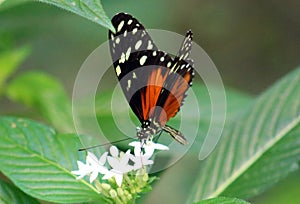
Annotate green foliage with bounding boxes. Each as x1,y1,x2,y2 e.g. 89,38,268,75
37,0,114,31
0,179,39,204
0,46,30,94
0,117,104,203
0,0,29,11
190,67,300,202
196,197,250,204
6,71,74,132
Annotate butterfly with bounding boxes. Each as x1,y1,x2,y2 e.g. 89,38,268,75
108,13,194,145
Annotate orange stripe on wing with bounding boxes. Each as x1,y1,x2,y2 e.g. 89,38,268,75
160,72,192,124
141,67,169,120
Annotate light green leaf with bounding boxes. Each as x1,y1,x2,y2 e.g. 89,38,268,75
37,0,114,31
0,46,30,94
0,117,105,203
0,179,40,204
190,67,300,202
196,197,250,204
6,71,74,132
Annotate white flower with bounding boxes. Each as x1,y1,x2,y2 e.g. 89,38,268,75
71,160,93,180
128,151,153,171
72,141,169,187
129,140,169,157
86,152,109,183
72,151,109,183
128,141,169,170
102,146,134,186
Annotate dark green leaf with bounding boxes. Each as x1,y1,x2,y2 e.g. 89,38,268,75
37,0,114,31
196,197,250,204
0,179,40,204
6,71,74,132
190,67,300,202
0,116,104,203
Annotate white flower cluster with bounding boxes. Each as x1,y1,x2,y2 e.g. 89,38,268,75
72,141,169,187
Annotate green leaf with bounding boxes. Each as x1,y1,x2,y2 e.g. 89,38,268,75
0,46,30,94
190,67,300,202
6,71,74,132
0,179,40,204
37,0,114,32
0,0,29,11
0,117,105,203
196,197,250,204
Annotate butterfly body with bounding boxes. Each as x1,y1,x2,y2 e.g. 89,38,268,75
109,13,194,144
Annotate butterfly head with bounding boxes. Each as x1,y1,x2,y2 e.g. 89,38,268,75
136,120,158,141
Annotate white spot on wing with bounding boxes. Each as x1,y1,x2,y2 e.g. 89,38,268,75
167,62,172,67
184,52,189,59
139,55,147,66
132,28,138,35
116,66,121,76
147,40,153,49
153,51,157,56
115,37,120,44
125,47,131,60
160,56,165,62
133,72,137,78
117,21,124,32
119,53,126,63
135,40,142,50
126,80,131,91
128,19,133,25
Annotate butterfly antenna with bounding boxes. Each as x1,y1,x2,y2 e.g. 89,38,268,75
78,137,133,151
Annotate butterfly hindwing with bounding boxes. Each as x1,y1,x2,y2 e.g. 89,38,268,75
151,31,194,125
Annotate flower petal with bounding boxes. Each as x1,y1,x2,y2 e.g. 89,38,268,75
107,156,120,169
102,171,114,180
99,152,108,165
129,141,142,148
115,174,123,187
144,145,155,157
153,143,169,150
90,170,98,183
110,146,119,157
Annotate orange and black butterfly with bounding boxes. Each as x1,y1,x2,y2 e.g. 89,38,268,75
108,13,194,145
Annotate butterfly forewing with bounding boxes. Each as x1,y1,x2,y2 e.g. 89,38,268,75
109,13,194,144
109,13,174,122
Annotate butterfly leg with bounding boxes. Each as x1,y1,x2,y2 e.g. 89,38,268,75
162,125,188,145
153,130,163,143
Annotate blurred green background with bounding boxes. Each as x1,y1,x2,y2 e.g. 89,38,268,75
0,0,299,203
